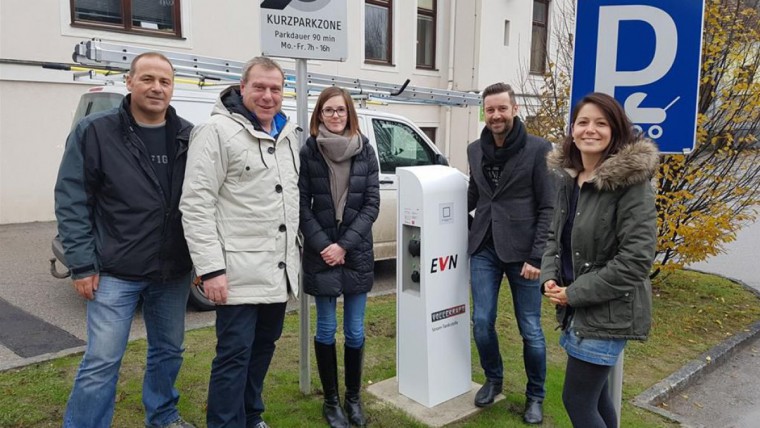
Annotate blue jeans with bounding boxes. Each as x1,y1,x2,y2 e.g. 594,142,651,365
207,303,287,428
470,246,546,401
561,327,627,366
314,293,367,348
63,273,191,428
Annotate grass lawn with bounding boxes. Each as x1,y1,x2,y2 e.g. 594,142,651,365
1,269,759,427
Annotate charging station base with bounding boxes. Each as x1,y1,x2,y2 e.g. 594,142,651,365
367,377,504,427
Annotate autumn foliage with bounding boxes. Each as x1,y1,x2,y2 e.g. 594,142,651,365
655,0,760,275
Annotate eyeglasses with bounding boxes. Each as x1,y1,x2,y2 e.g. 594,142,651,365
321,107,348,117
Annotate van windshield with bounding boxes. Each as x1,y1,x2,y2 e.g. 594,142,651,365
71,92,124,131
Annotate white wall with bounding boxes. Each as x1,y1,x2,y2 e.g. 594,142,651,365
475,0,532,89
0,0,555,224
0,79,89,223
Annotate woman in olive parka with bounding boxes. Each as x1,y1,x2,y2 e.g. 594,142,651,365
541,92,658,428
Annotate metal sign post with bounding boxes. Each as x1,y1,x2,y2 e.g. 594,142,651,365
260,0,348,395
610,350,625,427
570,0,706,154
295,58,310,394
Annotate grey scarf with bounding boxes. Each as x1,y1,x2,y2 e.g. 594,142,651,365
316,124,363,222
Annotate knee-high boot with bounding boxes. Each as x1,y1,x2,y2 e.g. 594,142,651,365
344,343,366,426
315,339,349,428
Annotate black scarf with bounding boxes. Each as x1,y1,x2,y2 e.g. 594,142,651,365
480,115,527,164
480,116,527,189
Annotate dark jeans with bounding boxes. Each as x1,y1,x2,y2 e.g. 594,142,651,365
207,302,287,428
470,246,547,401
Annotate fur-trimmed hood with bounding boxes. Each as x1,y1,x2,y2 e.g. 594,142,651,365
547,138,659,191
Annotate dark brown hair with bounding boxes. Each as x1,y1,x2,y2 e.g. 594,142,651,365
481,82,517,105
309,87,360,137
561,92,635,171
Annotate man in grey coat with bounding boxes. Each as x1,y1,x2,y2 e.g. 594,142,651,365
467,82,554,424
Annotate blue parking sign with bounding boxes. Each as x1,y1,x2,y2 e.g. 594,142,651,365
570,0,705,153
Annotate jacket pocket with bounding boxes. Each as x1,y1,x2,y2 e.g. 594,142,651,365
223,236,276,289
583,292,634,330
235,148,269,184
237,150,254,182
507,215,535,254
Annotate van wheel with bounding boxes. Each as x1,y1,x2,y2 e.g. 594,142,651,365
189,271,215,311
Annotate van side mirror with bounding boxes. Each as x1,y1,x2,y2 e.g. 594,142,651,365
434,153,449,166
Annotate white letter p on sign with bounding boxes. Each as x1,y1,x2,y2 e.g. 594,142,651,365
595,5,678,125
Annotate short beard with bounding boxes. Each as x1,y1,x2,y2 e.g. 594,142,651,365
488,120,512,142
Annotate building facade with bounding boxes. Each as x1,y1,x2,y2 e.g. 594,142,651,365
0,0,562,224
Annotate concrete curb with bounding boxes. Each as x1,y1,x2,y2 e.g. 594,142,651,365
632,271,760,427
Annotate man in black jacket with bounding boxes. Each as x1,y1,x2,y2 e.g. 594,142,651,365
467,83,554,424
55,53,194,428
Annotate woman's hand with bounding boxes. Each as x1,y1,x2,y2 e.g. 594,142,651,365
543,280,568,306
321,243,346,266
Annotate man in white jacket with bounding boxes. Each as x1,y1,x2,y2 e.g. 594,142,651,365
180,56,300,428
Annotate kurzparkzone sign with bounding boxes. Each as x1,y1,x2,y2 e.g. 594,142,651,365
260,0,347,61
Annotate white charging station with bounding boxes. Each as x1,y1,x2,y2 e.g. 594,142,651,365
396,165,471,408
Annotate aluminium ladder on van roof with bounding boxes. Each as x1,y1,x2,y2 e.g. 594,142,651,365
72,39,482,107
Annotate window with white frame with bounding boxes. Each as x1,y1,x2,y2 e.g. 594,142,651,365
365,0,393,64
530,0,549,74
70,0,182,38
416,0,436,69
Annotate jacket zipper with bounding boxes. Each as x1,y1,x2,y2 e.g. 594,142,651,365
127,125,171,280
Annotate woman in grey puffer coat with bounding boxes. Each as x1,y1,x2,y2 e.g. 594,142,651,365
541,92,658,428
299,87,379,428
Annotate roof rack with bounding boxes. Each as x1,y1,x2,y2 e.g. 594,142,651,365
72,39,481,107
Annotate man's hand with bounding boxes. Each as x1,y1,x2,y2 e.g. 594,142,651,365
321,243,346,266
73,274,100,300
543,280,568,306
521,262,540,280
204,274,229,304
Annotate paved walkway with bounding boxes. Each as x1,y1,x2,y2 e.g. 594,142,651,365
664,335,760,428
663,219,760,427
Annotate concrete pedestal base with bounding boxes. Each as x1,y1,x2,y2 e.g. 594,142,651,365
367,377,504,427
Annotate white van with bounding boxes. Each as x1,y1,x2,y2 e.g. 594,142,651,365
63,84,450,309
